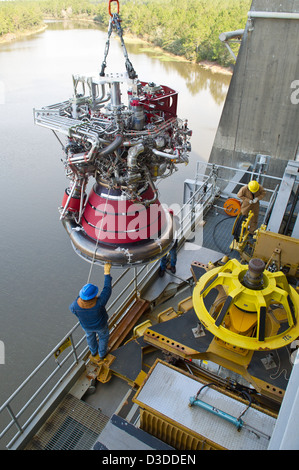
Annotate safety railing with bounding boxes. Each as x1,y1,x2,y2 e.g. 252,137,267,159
194,161,283,197
0,322,87,449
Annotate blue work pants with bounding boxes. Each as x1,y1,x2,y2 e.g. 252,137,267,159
160,241,177,270
85,324,109,358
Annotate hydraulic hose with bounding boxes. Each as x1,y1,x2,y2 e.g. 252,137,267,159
98,134,123,157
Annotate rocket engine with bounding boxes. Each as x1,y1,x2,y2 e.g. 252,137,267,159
34,6,192,267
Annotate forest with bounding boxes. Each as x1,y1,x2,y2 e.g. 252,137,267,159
0,0,251,66
0,1,43,36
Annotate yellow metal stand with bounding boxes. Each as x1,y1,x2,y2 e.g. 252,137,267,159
192,258,299,351
89,353,115,383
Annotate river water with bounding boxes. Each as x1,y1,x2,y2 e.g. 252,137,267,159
0,21,230,406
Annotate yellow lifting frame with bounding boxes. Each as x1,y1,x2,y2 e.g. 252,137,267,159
192,259,299,351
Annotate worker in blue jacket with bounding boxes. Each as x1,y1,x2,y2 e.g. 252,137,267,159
69,263,112,361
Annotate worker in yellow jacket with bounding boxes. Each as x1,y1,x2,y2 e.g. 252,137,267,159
237,180,266,234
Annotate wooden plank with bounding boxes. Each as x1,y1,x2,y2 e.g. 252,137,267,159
108,299,150,351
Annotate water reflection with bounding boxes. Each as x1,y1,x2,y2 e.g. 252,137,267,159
46,20,96,30
124,38,231,104
44,20,231,104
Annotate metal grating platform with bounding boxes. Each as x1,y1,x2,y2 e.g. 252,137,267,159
24,394,109,450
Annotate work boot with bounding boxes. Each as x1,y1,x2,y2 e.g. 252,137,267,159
159,268,165,277
167,263,176,274
90,353,101,363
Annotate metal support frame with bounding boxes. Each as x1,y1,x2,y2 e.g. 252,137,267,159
219,29,244,61
248,11,299,20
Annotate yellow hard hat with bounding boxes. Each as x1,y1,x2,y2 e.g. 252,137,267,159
248,180,259,193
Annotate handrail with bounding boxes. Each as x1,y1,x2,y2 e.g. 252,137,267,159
0,324,87,448
199,161,283,182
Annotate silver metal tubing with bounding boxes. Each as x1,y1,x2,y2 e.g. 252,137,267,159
203,162,283,181
219,29,244,42
144,170,159,205
127,143,145,169
123,117,177,137
67,141,98,165
152,148,179,160
123,139,144,147
248,11,299,20
60,178,78,219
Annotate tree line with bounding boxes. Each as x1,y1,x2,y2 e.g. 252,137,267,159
0,0,251,66
0,1,43,36
105,0,251,66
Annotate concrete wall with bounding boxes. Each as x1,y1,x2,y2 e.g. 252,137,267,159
209,0,299,177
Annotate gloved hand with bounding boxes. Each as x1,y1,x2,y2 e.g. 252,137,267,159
252,198,258,203
104,263,111,275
